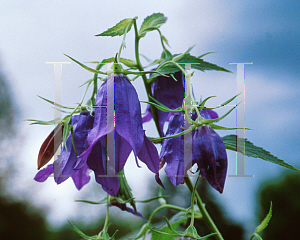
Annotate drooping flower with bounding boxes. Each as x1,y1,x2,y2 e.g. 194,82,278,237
78,73,163,196
160,109,227,193
142,71,185,135
192,124,227,193
34,112,94,190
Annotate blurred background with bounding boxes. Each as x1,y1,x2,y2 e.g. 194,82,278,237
1,1,300,239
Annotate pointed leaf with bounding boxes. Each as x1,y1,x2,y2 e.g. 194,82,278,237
222,135,300,171
68,220,97,239
255,202,272,233
139,13,167,37
64,54,106,75
96,18,135,37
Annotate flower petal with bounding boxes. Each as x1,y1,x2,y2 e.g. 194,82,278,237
115,75,144,157
151,71,185,134
34,164,54,182
71,164,91,190
138,133,164,188
86,138,120,197
193,125,227,193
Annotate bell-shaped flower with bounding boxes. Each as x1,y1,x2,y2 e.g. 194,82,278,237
160,109,227,193
142,71,185,135
34,112,94,190
78,73,163,196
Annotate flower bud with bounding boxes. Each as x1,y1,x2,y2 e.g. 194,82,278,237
37,124,63,170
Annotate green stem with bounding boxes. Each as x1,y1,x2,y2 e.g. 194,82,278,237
148,204,186,224
103,194,110,232
184,177,224,240
190,174,201,226
91,62,102,106
133,19,162,138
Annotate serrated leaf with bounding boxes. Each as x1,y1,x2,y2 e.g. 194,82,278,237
96,18,134,37
148,53,231,83
222,135,300,171
255,202,272,233
139,13,167,38
68,220,97,239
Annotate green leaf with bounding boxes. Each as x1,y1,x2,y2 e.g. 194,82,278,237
222,135,300,171
116,169,137,213
139,13,167,38
148,53,231,83
255,202,272,233
68,220,97,239
96,18,135,37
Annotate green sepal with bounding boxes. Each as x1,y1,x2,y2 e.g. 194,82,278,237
68,220,98,240
37,95,75,109
140,100,182,113
116,169,137,213
209,123,249,131
198,93,241,110
96,18,136,37
255,202,272,233
150,209,202,240
97,229,118,240
62,115,72,155
136,195,170,203
90,57,138,69
200,103,238,124
139,13,167,38
222,135,300,171
134,223,149,239
75,198,108,205
25,118,60,125
64,54,107,75
182,226,217,240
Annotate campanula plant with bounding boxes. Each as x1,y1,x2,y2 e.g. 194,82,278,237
29,13,300,240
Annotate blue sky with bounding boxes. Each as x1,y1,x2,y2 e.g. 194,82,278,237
1,0,299,237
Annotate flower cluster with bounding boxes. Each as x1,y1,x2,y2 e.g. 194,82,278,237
35,68,228,195
35,73,163,196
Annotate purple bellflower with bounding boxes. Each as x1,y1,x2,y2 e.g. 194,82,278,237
34,112,94,190
142,71,185,135
160,110,228,193
78,73,163,196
